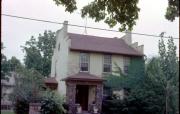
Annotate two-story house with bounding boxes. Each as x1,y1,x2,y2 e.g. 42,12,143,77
49,21,144,114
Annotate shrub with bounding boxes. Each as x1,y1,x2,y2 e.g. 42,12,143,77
40,90,66,114
14,98,29,114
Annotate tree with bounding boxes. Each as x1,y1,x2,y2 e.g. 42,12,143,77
40,90,66,114
22,30,56,76
103,36,179,114
10,66,45,114
52,0,179,31
159,36,179,114
165,0,179,21
104,56,145,91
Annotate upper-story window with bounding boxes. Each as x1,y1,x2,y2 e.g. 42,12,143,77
103,54,112,73
80,53,89,72
123,57,130,74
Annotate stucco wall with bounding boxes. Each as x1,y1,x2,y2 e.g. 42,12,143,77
51,22,70,95
67,51,80,75
88,86,96,105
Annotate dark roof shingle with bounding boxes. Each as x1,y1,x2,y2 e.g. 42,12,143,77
68,33,143,56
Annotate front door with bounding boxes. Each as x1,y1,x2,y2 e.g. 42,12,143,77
76,85,89,110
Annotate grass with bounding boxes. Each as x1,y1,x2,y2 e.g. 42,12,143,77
1,111,15,114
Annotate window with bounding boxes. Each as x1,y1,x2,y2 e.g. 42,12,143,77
103,54,112,72
123,57,130,74
55,60,57,77
80,53,89,72
58,43,60,51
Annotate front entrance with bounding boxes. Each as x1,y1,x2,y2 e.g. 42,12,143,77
75,85,89,110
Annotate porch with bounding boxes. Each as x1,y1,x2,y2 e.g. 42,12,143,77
62,72,104,114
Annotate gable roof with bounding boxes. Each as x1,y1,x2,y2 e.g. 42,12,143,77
68,33,143,56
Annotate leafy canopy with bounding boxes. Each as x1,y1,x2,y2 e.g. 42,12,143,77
22,30,56,77
103,35,179,114
165,0,179,21
10,66,45,114
53,0,179,31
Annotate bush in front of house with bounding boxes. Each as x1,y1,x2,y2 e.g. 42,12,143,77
102,94,147,114
40,90,66,114
13,98,29,114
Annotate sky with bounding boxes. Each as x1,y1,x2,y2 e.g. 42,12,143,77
2,0,179,63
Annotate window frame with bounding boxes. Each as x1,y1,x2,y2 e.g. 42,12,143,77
79,52,90,72
58,43,60,51
103,54,112,73
123,56,130,74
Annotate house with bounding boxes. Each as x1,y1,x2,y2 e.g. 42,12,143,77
1,72,16,110
49,21,144,114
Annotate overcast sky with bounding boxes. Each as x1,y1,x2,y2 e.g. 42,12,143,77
2,0,179,62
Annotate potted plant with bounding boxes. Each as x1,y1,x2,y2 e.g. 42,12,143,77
76,104,82,113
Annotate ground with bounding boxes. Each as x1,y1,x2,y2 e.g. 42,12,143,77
1,111,15,114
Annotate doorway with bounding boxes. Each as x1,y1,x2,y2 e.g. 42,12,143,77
75,85,89,110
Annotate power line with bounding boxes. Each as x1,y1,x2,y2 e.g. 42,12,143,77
2,13,179,39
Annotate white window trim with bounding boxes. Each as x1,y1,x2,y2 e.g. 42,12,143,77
123,56,130,74
79,52,90,72
103,54,112,73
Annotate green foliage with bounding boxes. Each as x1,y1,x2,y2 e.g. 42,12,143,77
22,30,56,76
158,36,179,114
52,0,77,13
1,43,22,80
104,56,145,91
14,99,29,114
165,0,179,21
53,0,179,31
103,57,165,114
40,90,66,114
103,36,179,114
10,67,45,114
53,0,140,31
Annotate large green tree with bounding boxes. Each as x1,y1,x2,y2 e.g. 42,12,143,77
10,66,44,114
22,30,56,77
103,36,178,114
52,0,179,31
158,36,179,114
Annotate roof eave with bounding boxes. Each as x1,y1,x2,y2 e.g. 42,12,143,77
70,48,144,57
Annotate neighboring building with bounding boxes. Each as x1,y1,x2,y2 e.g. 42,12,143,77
50,21,144,113
1,72,16,110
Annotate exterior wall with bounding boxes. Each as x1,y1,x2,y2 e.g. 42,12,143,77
88,86,96,106
112,55,124,75
1,72,16,101
67,51,130,76
51,21,70,95
90,53,103,76
51,21,142,97
67,51,80,75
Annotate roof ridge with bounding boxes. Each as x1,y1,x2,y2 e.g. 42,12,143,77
68,32,123,40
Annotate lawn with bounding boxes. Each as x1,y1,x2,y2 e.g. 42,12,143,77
1,111,15,114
